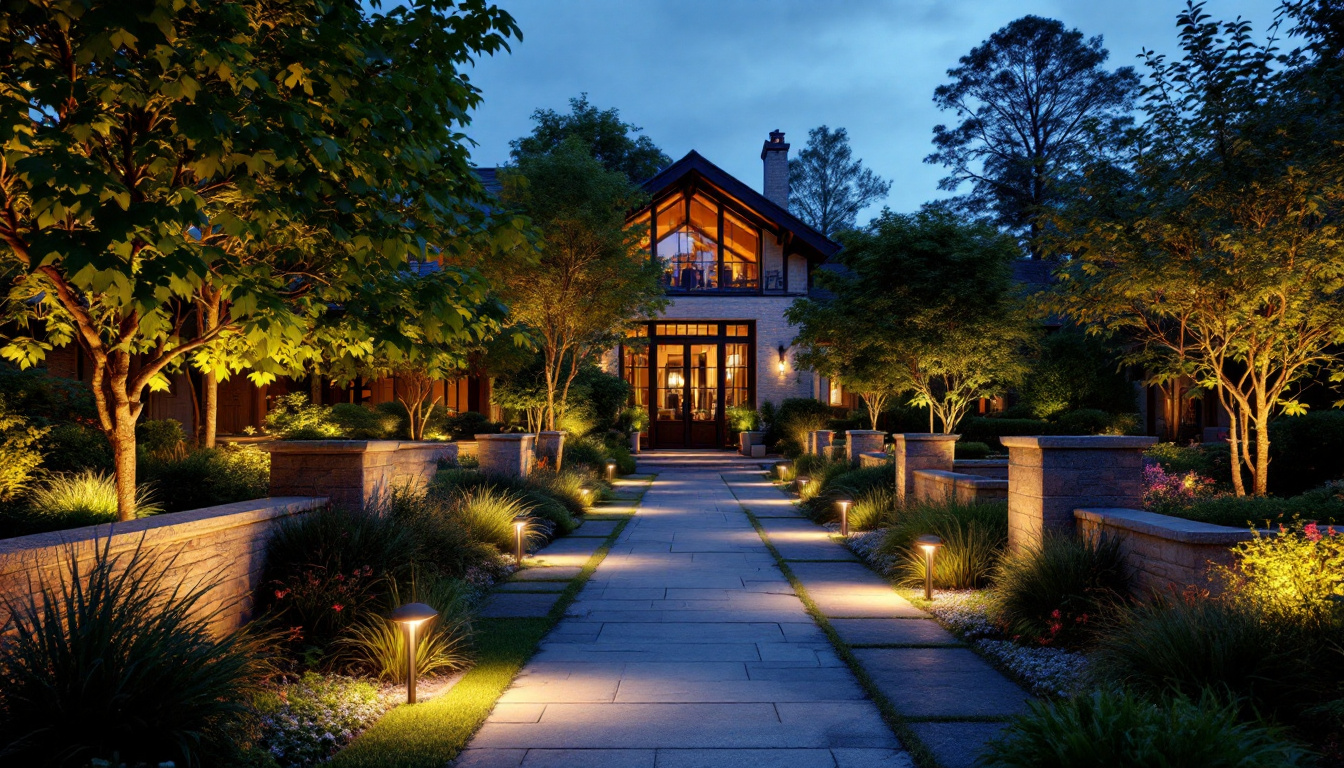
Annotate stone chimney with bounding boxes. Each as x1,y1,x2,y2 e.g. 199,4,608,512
761,129,789,207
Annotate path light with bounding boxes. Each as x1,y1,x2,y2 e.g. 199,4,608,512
580,484,595,507
604,459,618,480
775,460,793,480
513,515,529,567
917,534,943,601
389,602,438,704
835,494,854,537
794,474,811,494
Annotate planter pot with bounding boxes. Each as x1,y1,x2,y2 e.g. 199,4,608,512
629,431,642,454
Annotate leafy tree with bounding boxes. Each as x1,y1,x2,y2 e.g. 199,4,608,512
787,209,1034,434
788,126,891,238
510,94,671,183
1017,326,1136,419
0,0,520,519
1053,1,1344,496
927,16,1137,258
491,141,666,431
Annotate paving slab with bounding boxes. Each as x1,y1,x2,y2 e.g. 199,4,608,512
758,517,859,561
511,566,583,582
530,537,606,567
495,581,569,593
573,520,621,537
908,721,1009,768
831,618,962,646
854,647,1032,718
477,592,564,619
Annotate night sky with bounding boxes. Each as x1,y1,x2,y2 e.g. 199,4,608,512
464,0,1285,220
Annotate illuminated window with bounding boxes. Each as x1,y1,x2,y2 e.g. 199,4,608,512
649,192,760,292
828,378,845,407
622,343,648,410
723,210,760,291
654,323,716,336
725,324,750,337
725,343,750,410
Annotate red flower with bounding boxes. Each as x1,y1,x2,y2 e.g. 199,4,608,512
274,588,290,600
332,603,344,612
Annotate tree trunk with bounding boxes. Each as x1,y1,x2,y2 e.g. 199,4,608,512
1225,405,1247,497
1253,413,1271,496
202,371,218,448
310,374,322,405
110,412,138,520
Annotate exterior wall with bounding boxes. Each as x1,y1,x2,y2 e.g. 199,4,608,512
1075,508,1258,597
0,497,325,635
913,469,1009,504
787,253,809,294
659,295,816,407
267,440,458,510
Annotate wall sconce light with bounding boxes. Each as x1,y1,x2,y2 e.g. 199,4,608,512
389,602,439,704
777,345,788,375
917,534,943,600
604,458,618,481
836,494,854,537
513,515,529,567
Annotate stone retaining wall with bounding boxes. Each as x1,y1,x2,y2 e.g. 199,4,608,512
1075,507,1259,596
913,469,1009,505
0,497,325,635
952,459,1008,479
858,452,890,469
267,440,457,511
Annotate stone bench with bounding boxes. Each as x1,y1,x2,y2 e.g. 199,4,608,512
1075,507,1263,597
913,469,1009,505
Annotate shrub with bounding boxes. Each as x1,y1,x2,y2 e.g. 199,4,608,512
882,499,1008,590
982,688,1308,768
804,465,893,522
563,434,634,476
265,393,340,439
135,418,186,454
255,673,393,768
1142,463,1219,514
139,444,269,513
991,534,1130,648
382,488,507,581
768,398,834,458
0,363,99,425
618,406,650,434
0,540,268,766
433,468,578,535
1144,441,1216,475
605,440,636,474
726,403,760,432
1213,520,1344,630
40,422,112,473
445,486,544,554
1169,488,1344,529
0,396,47,500
24,470,160,529
954,440,991,460
958,416,1058,448
336,576,472,683
444,410,501,441
330,403,399,439
1055,408,1140,436
792,451,834,478
849,486,898,531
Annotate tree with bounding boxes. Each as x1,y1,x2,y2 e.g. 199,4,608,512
1053,1,1344,496
0,0,520,519
510,94,671,183
788,126,891,238
927,16,1137,258
787,209,1034,434
491,141,666,431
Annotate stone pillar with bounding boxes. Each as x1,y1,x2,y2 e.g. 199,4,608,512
476,433,537,478
267,440,457,511
845,430,885,466
1001,435,1157,551
739,431,765,456
811,430,834,458
892,434,958,503
535,431,565,471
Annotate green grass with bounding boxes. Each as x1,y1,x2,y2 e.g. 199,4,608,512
330,476,654,768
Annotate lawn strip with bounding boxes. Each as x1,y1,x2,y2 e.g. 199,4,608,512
331,475,653,768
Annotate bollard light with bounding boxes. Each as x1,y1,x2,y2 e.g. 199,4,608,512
604,458,617,480
580,484,595,508
835,494,854,537
513,515,529,567
917,534,943,601
794,474,811,494
775,460,793,480
389,602,439,704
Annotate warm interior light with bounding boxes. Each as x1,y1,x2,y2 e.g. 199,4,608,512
668,371,685,388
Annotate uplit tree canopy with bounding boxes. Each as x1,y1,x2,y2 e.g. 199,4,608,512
787,209,1034,433
1052,1,1344,496
510,94,671,184
0,0,521,518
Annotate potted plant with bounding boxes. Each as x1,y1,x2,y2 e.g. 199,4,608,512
619,406,649,454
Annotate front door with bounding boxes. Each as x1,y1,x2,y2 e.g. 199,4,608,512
653,343,720,448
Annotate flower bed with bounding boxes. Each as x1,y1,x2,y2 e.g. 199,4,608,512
258,673,399,768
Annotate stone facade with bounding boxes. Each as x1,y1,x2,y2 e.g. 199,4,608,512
913,469,1009,505
892,434,958,502
1001,435,1156,551
267,440,456,511
0,497,324,635
809,429,835,457
952,459,1009,479
476,433,537,478
1075,507,1259,596
536,431,565,470
845,430,885,466
858,452,891,469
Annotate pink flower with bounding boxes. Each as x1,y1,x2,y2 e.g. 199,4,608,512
1305,522,1322,542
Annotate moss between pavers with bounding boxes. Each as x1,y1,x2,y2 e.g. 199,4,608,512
330,476,654,768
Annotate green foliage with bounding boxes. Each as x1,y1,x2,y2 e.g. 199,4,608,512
336,577,473,684
982,688,1308,768
562,434,634,476
510,93,671,183
444,487,542,554
881,498,1008,589
265,394,342,439
766,398,834,458
954,441,991,460
444,411,502,442
958,416,1058,447
1145,442,1217,476
1017,327,1136,419
1163,485,1344,529
253,673,392,768
432,469,584,537
1213,520,1344,630
848,486,898,531
788,125,891,238
40,423,113,473
618,406,650,434
0,395,47,500
803,465,893,522
0,364,98,425
0,540,269,766
24,470,160,529
991,534,1130,647
726,403,761,433
330,404,400,440
135,419,186,455
1055,408,1140,436
572,366,631,435
139,444,269,513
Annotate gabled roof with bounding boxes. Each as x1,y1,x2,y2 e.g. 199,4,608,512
640,151,841,262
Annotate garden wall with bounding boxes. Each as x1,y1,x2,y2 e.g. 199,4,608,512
858,451,890,469
1074,507,1259,596
268,440,458,510
913,469,1009,504
952,459,1008,479
0,497,325,635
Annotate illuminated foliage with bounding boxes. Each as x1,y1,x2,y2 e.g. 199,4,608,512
1214,520,1344,630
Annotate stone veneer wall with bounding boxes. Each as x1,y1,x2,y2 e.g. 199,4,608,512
858,452,890,469
1075,508,1260,596
913,469,1009,505
268,440,457,511
0,497,325,635
952,460,1009,479
476,433,537,477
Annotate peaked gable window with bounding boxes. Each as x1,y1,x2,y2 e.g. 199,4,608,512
650,191,760,293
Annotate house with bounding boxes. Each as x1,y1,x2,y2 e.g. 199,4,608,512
604,131,843,448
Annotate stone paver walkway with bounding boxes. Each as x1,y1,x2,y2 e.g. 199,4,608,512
457,453,1029,768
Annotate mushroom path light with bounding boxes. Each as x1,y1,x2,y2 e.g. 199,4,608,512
389,601,439,704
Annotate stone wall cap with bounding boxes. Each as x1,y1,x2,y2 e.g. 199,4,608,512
914,469,1007,489
265,439,446,453
893,433,960,441
861,451,890,460
1001,435,1157,450
954,459,1008,467
475,433,537,441
538,431,565,436
845,429,886,435
1075,507,1265,543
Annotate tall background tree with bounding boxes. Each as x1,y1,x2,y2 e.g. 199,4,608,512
788,209,1034,433
509,94,671,183
1053,1,1344,496
0,0,520,519
927,15,1137,258
491,140,665,431
788,126,891,238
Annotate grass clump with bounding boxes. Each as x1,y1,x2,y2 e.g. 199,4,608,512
336,577,473,684
848,486,898,531
879,498,1008,590
0,540,269,766
982,688,1309,768
25,469,161,527
991,534,1130,648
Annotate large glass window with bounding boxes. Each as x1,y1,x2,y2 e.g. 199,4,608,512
650,192,759,292
689,345,717,422
724,343,750,411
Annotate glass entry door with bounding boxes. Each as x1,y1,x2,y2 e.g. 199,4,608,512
653,343,720,448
